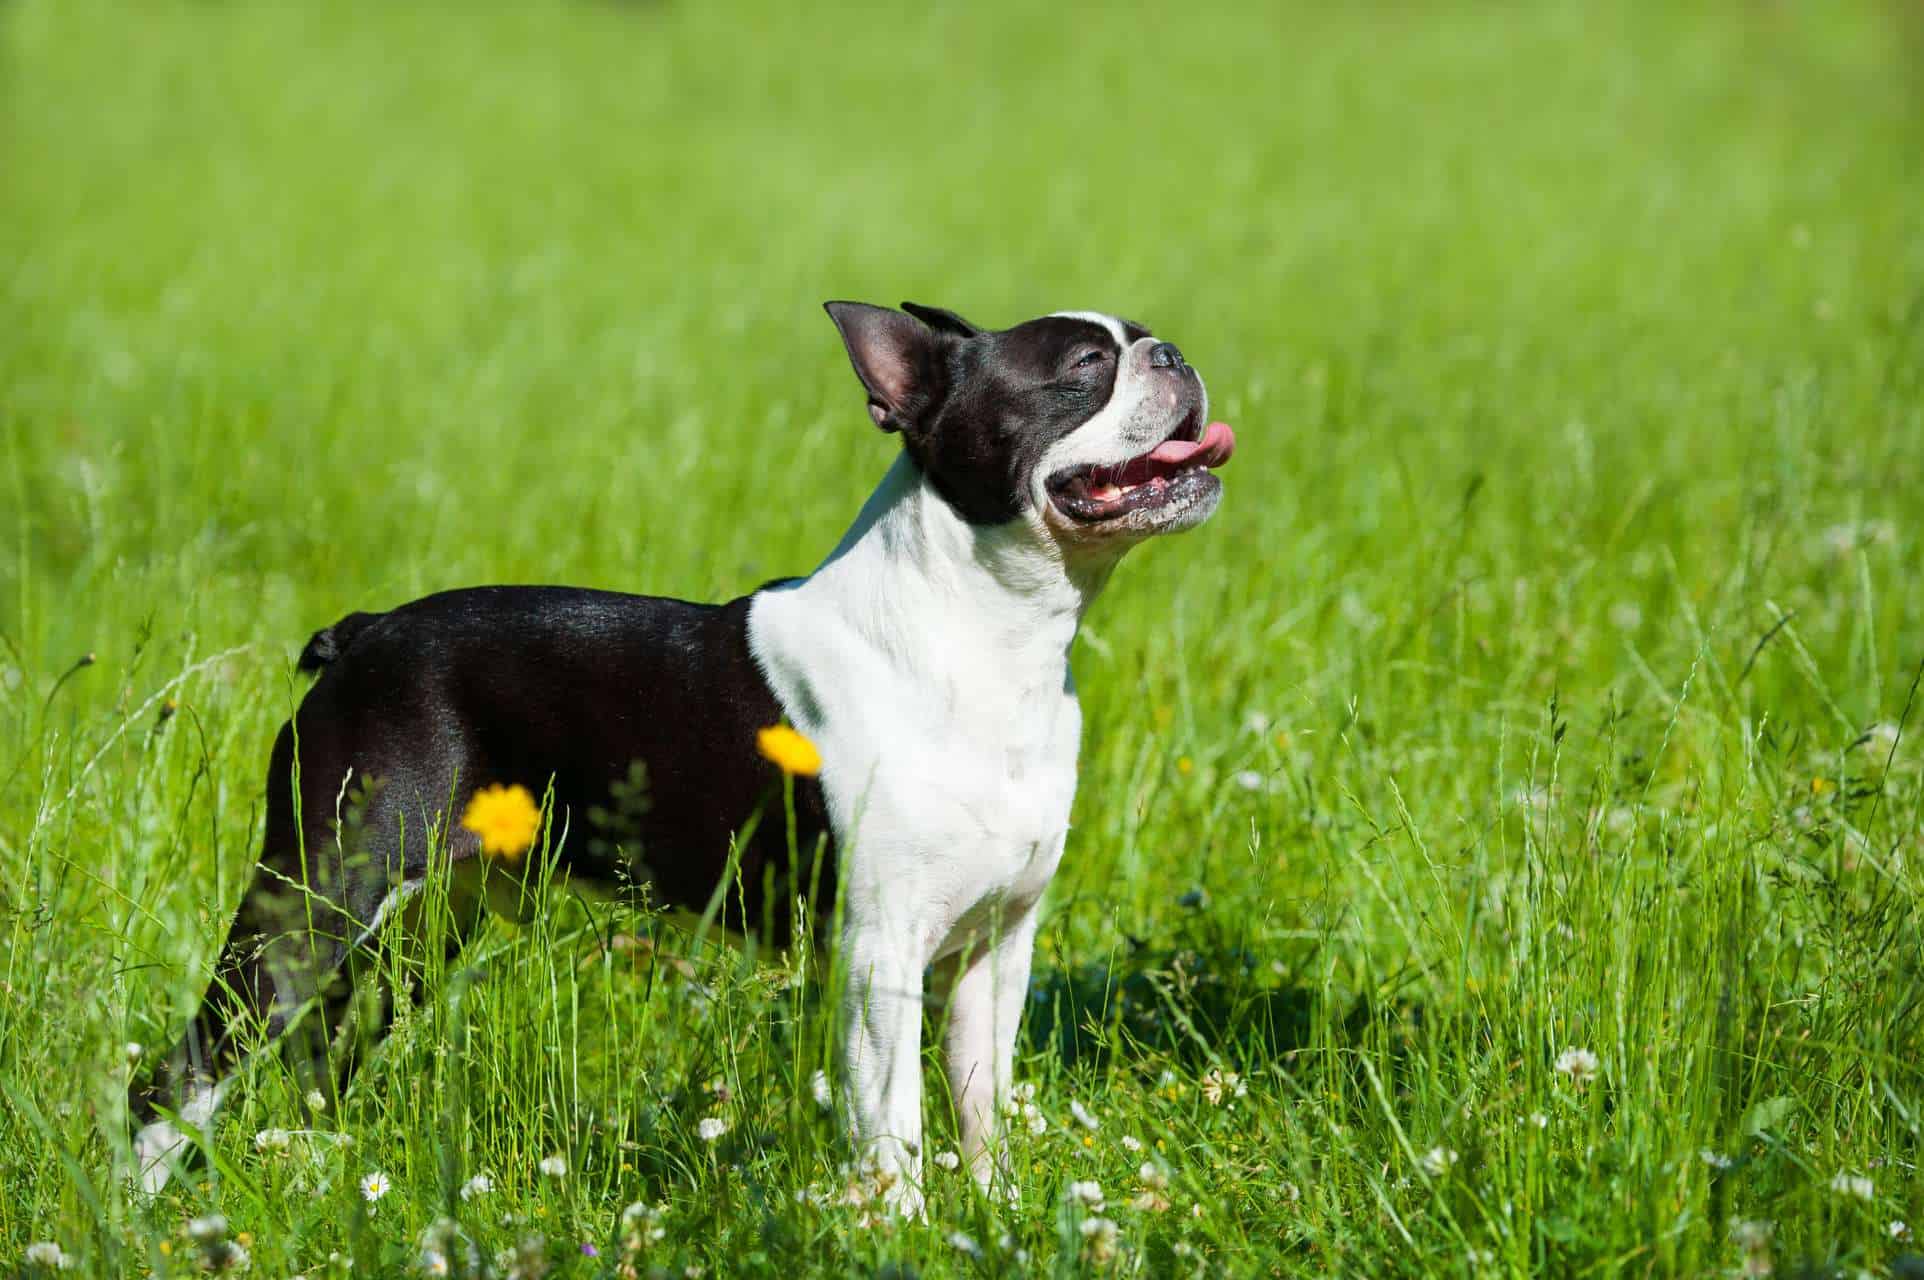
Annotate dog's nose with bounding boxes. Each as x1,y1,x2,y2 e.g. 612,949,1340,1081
1148,342,1185,370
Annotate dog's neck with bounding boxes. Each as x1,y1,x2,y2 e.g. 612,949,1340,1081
803,453,1117,676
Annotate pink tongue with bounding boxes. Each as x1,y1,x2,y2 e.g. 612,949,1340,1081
1145,420,1236,469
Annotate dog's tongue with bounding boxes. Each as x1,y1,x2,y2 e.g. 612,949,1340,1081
1146,420,1236,469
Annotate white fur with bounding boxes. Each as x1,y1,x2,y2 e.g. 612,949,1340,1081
133,1079,224,1195
1048,309,1130,346
1031,332,1210,500
748,437,1132,1210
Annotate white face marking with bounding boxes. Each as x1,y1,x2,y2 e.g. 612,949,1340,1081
1029,336,1209,516
1047,310,1129,346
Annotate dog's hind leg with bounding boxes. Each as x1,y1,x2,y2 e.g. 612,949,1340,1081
130,720,446,1193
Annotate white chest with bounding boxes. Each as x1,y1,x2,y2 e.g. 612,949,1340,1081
745,457,1104,957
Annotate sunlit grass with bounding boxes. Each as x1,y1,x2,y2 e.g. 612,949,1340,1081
3,0,1922,1274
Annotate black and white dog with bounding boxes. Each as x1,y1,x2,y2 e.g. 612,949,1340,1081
133,301,1234,1208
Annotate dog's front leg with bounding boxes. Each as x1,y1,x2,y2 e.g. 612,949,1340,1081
840,917,929,1215
943,905,1038,1197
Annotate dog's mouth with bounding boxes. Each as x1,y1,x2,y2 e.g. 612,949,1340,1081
1045,412,1237,525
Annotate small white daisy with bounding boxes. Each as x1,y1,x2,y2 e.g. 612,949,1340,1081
1066,1179,1105,1209
1069,1099,1100,1131
1828,1172,1873,1200
360,1170,392,1202
1553,1047,1599,1086
697,1116,729,1143
931,1149,961,1171
459,1172,493,1200
538,1153,568,1177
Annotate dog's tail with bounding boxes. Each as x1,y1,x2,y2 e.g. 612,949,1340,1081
298,611,380,673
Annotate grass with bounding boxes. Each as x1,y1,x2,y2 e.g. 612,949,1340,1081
4,0,1923,1273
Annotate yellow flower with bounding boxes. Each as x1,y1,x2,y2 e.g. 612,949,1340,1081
757,724,822,777
462,783,541,862
1811,777,1834,795
1177,756,1195,776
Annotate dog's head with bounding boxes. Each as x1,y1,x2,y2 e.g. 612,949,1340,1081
825,302,1235,549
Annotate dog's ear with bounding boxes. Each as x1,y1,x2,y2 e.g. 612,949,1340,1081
900,302,980,338
823,301,954,433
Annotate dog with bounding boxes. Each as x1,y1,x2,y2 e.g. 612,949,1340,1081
132,301,1235,1208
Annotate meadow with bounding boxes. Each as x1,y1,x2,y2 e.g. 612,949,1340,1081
4,0,1923,1274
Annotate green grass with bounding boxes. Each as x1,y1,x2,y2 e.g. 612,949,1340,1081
5,0,1924,1274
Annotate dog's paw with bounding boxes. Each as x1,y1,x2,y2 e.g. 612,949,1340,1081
130,1120,188,1196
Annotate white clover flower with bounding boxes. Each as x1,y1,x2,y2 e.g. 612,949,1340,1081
1010,1081,1037,1105
946,1231,983,1260
1828,1172,1873,1200
460,1172,493,1200
1232,770,1265,792
538,1153,568,1177
24,1242,74,1270
1066,1179,1105,1209
187,1214,228,1243
1890,1220,1911,1242
810,1069,833,1110
1419,1146,1459,1177
305,1088,328,1112
1021,1102,1047,1135
1120,1134,1143,1152
1527,1112,1548,1130
1200,1068,1245,1105
931,1149,960,1171
124,1041,144,1065
1699,1149,1734,1170
1070,1099,1100,1131
1078,1216,1120,1264
254,1128,294,1153
696,1116,729,1143
360,1170,392,1202
621,1201,667,1247
1554,1047,1599,1086
1138,1161,1169,1191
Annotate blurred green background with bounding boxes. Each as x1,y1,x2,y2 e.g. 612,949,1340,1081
4,0,1923,1274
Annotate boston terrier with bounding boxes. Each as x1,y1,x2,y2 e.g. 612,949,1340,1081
132,301,1235,1209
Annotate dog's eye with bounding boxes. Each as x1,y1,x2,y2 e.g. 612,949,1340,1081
1072,349,1108,369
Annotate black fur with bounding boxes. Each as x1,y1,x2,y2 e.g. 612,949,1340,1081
138,586,830,1116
